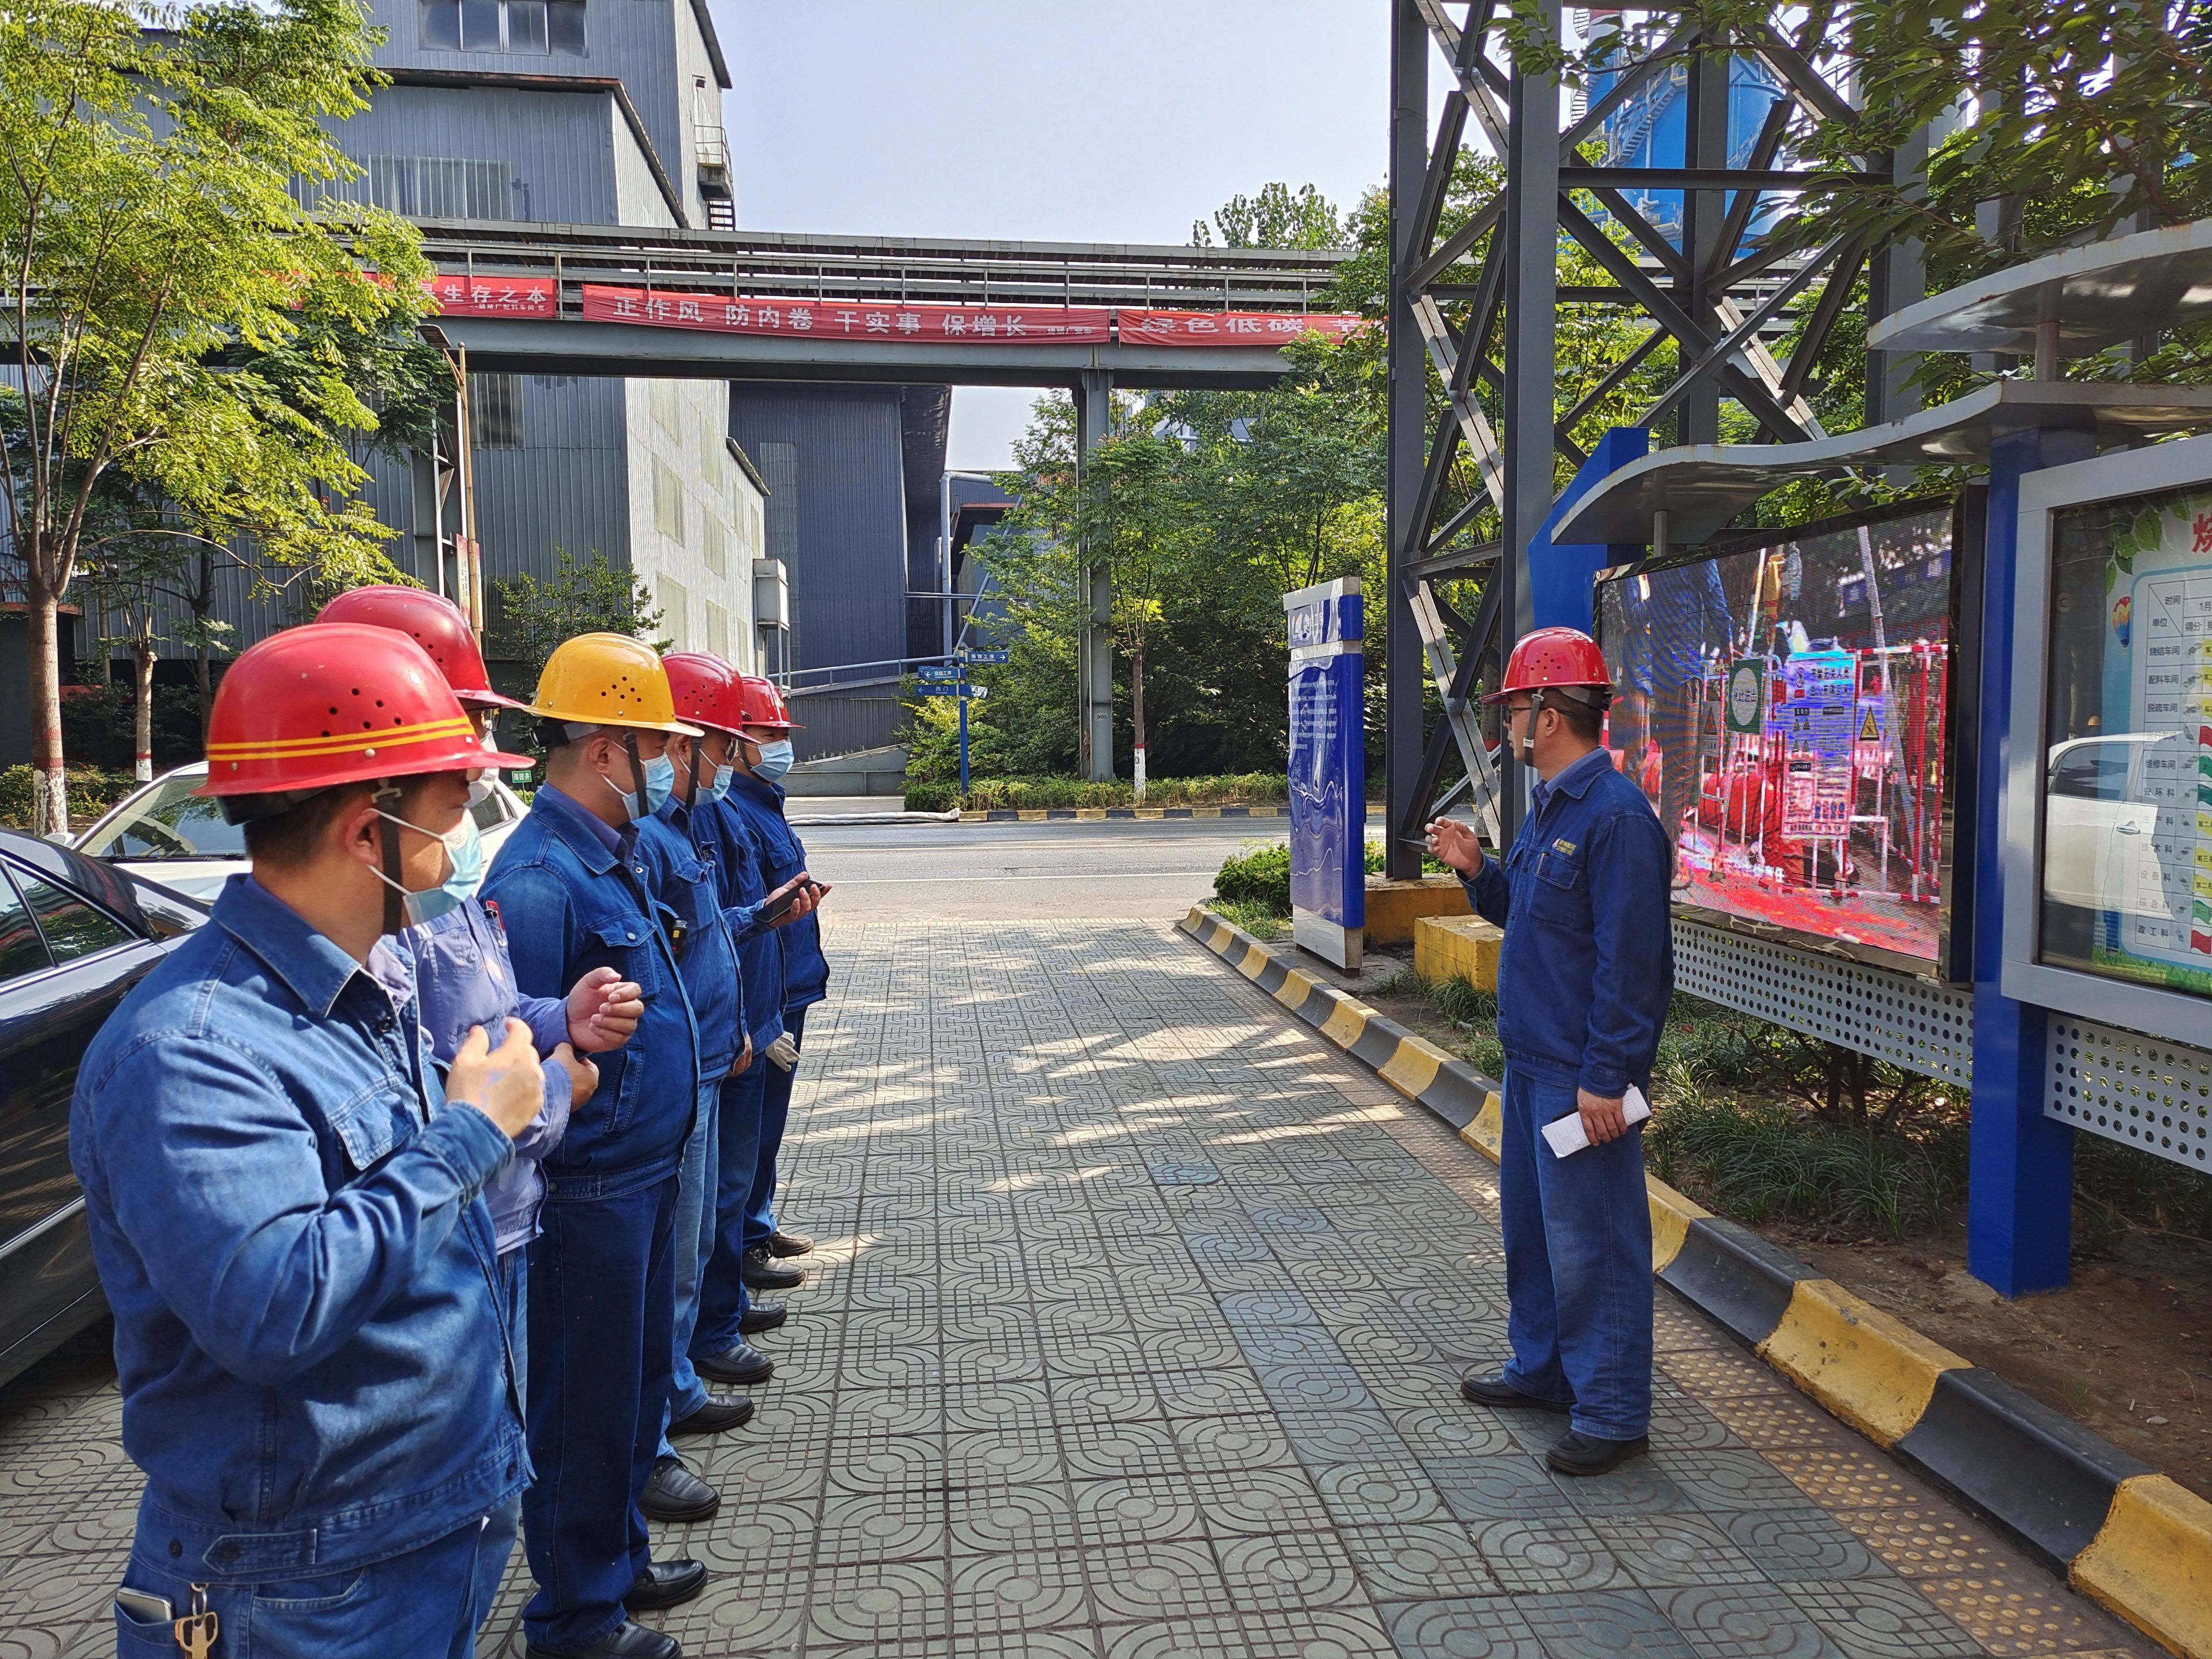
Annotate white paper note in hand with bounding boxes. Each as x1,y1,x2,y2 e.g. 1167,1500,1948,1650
1541,1084,1652,1158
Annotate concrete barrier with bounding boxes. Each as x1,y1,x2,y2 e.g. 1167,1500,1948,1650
1363,875,1471,946
1413,914,1503,989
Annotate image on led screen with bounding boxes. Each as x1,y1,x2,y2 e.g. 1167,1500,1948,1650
1595,503,1956,965
2041,483,2212,1001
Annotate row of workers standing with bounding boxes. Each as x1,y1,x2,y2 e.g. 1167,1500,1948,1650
70,585,827,1658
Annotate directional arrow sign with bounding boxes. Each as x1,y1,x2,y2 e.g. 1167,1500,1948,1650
918,683,992,699
916,665,962,680
960,649,1011,664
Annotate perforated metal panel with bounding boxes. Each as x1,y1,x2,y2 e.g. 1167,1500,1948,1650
2045,1017,2212,1170
1673,920,1975,1087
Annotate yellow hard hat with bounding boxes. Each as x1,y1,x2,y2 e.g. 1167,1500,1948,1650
524,633,702,736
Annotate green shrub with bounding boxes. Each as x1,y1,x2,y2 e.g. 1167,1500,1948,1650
906,782,955,812
0,764,141,832
1214,842,1292,911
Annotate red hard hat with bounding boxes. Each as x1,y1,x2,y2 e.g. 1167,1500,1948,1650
663,652,746,736
1484,626,1613,704
197,623,534,802
315,584,525,710
733,675,802,731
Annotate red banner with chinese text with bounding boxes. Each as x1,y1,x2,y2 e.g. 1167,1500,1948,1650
1116,309,1370,347
429,274,557,317
579,285,1114,344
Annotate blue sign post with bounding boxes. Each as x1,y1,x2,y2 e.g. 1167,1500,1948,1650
920,658,994,798
1284,577,1366,969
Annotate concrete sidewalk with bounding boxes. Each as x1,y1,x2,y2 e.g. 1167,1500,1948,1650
0,920,2159,1659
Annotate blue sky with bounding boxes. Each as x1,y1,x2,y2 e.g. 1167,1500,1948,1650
704,0,1434,468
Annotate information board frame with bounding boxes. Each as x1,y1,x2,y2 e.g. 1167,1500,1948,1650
1593,495,1975,982
2004,431,2212,1048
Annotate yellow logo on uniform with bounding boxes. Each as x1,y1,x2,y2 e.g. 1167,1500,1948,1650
1552,838,1577,855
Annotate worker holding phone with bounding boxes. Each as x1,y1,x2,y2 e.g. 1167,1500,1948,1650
717,676,831,1296
1424,626,1673,1478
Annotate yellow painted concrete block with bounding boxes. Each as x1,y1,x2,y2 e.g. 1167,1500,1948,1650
1377,1038,1444,1100
1415,914,1505,990
1364,876,1471,946
1757,1279,1967,1447
2072,1474,2212,1659
1461,1090,1504,1162
1646,1178,1710,1273
1318,999,1370,1049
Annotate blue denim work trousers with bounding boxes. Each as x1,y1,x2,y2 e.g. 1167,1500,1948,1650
659,1077,723,1452
521,1168,679,1654
743,1006,806,1252
114,1500,517,1657
694,1061,767,1355
1496,1070,1654,1441
498,1245,528,1407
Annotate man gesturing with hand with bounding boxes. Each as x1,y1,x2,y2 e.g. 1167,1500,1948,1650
1425,627,1673,1478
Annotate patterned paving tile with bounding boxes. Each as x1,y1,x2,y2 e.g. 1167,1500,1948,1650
0,920,2154,1659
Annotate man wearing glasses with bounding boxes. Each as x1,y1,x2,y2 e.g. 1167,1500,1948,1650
1425,626,1673,1476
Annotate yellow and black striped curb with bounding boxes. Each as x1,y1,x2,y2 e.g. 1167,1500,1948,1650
960,804,1296,822
1178,902,2212,1659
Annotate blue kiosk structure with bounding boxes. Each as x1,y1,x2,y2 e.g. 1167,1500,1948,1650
1548,220,2212,1297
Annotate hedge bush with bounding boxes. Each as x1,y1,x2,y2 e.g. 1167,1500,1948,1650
0,764,142,832
904,772,1299,813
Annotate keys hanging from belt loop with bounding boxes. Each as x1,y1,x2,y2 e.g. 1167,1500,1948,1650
174,1583,218,1656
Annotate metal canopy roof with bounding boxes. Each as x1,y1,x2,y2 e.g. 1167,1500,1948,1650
1550,381,2212,546
1866,219,2212,356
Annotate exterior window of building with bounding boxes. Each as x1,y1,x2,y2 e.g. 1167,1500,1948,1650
705,599,729,661
652,457,685,543
702,518,727,578
323,155,516,220
657,574,689,651
422,0,584,55
650,380,681,439
468,374,523,449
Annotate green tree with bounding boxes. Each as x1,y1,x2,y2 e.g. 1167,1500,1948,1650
1,0,433,831
1192,181,1346,249
490,550,668,688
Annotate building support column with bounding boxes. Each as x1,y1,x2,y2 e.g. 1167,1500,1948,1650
1076,368,1114,783
1498,1,1560,843
1383,0,1429,879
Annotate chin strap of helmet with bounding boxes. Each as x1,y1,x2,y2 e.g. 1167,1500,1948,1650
373,779,405,936
1519,688,1548,768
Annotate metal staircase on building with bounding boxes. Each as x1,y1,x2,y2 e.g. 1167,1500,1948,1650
696,123,735,231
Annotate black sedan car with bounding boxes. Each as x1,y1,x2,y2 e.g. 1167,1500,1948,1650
0,827,207,1388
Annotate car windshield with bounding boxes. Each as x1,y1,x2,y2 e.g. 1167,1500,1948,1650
79,775,246,861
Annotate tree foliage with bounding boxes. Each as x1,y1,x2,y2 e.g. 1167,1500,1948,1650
0,0,434,830
490,550,669,689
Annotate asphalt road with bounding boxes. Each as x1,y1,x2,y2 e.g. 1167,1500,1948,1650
792,817,1303,923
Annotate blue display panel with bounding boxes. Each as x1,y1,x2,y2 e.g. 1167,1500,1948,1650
1284,578,1365,931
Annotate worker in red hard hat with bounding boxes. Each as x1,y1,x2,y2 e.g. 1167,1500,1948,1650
1424,624,1674,1477
314,588,645,1443
71,623,548,1655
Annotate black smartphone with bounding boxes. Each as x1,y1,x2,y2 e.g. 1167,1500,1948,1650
759,884,802,925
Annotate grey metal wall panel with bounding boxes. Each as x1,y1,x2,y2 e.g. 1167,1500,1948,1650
781,691,906,759
726,386,909,680
313,85,629,226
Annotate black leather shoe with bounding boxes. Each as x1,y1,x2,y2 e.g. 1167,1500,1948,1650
626,1556,707,1610
527,1619,679,1658
696,1339,774,1385
638,1455,719,1522
669,1393,754,1435
740,1247,804,1290
766,1229,814,1257
1461,1372,1573,1410
1546,1428,1650,1475
738,1300,787,1335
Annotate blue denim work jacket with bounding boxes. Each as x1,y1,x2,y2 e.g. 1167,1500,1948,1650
702,796,785,1052
69,876,525,1578
639,799,747,1081
482,784,699,1182
1461,748,1674,1096
404,898,574,1253
725,774,828,1013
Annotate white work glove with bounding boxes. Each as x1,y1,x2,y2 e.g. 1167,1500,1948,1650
765,1033,800,1072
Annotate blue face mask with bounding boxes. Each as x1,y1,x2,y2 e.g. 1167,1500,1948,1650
602,749,676,821
752,738,795,784
707,762,737,801
376,808,484,929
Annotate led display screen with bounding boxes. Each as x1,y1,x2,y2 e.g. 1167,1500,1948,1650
1594,501,1960,969
2040,482,2212,1001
